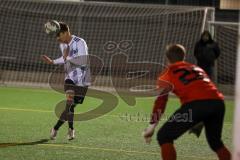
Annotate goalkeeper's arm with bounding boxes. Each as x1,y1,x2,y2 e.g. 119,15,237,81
143,93,168,143
150,94,168,125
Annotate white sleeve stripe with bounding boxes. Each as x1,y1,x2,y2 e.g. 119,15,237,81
53,56,64,64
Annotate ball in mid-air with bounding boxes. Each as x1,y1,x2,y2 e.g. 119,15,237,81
44,20,60,36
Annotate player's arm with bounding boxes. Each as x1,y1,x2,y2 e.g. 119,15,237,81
41,55,54,64
214,42,221,59
53,56,65,64
150,93,169,125
194,42,201,59
143,69,171,144
41,55,65,64
143,93,169,144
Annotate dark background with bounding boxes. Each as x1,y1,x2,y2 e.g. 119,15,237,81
0,0,238,95
85,0,239,22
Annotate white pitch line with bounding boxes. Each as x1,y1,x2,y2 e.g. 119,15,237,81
0,107,52,113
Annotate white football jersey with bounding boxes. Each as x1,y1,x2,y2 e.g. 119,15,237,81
53,35,91,86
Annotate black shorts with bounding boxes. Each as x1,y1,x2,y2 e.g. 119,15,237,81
64,79,88,104
157,99,225,151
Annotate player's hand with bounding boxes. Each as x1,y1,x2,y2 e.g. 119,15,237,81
189,122,204,138
41,55,53,64
142,124,157,144
63,47,70,61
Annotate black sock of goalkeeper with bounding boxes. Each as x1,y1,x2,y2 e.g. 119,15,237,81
54,120,64,130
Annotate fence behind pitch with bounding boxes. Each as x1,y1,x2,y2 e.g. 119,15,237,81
0,0,215,94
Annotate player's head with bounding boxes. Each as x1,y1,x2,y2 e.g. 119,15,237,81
56,22,71,43
165,44,186,63
201,30,213,43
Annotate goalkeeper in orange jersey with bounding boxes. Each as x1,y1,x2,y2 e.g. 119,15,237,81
142,44,231,160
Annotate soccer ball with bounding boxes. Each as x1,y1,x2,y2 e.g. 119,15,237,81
44,20,60,35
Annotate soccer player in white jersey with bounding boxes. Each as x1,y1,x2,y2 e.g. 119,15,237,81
41,21,90,140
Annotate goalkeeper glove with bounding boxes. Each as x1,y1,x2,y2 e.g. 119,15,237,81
189,122,204,138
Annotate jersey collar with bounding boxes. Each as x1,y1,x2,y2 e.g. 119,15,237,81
169,61,186,67
68,35,76,46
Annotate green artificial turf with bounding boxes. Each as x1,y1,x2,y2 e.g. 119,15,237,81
0,86,233,160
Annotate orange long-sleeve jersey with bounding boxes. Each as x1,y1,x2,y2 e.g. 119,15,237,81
150,61,223,124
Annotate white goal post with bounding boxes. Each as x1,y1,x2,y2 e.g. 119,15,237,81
208,21,239,96
208,20,240,159
233,20,240,160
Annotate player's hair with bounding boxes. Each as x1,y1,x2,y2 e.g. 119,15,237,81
57,22,70,36
165,44,186,63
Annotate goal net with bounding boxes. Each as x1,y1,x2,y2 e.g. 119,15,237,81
0,0,214,97
208,21,239,96
233,20,240,160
